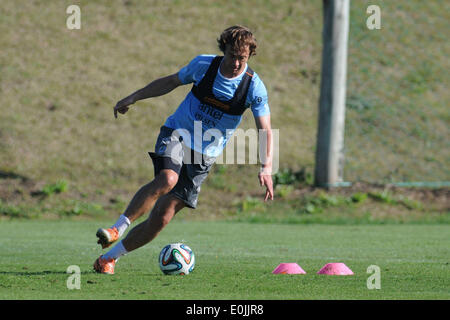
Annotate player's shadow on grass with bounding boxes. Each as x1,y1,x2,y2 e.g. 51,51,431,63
0,270,93,276
0,171,29,181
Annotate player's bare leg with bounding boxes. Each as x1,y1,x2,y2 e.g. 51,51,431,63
96,169,179,249
122,169,179,222
122,194,186,252
94,194,185,274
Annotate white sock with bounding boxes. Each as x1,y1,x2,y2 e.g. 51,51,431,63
111,214,131,237
103,240,128,261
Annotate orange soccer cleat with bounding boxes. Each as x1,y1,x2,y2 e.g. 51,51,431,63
96,227,119,249
93,255,116,275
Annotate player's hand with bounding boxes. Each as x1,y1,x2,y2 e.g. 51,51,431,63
113,95,135,119
258,171,274,202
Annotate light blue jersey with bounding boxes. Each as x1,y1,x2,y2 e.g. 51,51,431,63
164,55,270,157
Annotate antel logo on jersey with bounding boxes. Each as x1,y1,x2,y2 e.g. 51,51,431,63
199,103,224,121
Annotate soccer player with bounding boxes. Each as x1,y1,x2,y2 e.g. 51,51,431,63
94,25,274,274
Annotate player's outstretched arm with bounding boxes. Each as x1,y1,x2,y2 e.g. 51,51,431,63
255,114,274,201
114,73,183,118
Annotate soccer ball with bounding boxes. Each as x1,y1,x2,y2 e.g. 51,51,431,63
158,243,195,275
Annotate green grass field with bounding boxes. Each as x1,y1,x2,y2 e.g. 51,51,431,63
1,1,448,221
1,0,448,304
0,220,448,300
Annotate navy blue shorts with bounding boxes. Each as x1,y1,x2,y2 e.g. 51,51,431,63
149,126,215,209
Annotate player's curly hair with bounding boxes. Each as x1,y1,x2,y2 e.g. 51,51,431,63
217,25,257,56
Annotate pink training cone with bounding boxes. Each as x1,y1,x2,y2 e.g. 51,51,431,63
272,263,306,274
317,263,354,275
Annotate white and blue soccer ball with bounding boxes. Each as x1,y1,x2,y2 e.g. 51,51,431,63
158,243,195,275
